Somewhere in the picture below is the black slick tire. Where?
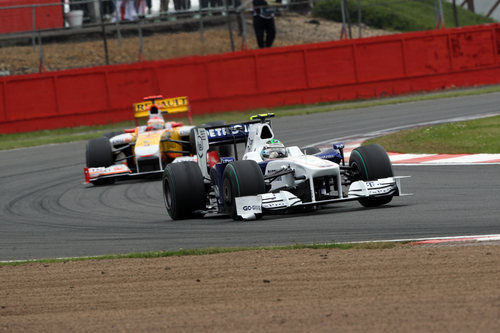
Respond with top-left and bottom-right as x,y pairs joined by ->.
349,144 -> 394,207
86,137 -> 115,185
221,160 -> 265,220
86,137 -> 114,168
162,161 -> 206,220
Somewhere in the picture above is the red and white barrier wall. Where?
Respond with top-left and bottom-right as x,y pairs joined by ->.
1,23 -> 500,134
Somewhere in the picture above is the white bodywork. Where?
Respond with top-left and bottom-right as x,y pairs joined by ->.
192,120 -> 409,220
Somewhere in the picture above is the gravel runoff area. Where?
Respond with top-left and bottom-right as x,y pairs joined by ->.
1,243 -> 499,332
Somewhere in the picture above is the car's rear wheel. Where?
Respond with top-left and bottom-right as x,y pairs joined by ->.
162,161 -> 206,220
222,160 -> 266,220
349,144 -> 394,207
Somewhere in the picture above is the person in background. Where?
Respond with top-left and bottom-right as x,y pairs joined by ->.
233,0 -> 243,36
114,0 -> 138,21
135,0 -> 146,16
145,0 -> 152,15
160,0 -> 170,15
252,0 -> 280,48
135,0 -> 152,15
101,0 -> 115,20
173,0 -> 191,11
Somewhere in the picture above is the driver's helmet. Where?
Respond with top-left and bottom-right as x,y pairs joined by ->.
261,139 -> 287,160
147,116 -> 165,130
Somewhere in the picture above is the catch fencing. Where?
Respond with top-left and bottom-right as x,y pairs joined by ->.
1,0 -> 490,76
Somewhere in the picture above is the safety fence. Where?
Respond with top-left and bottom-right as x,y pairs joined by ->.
1,22 -> 500,133
1,0 -> 310,76
3,0 -> 495,77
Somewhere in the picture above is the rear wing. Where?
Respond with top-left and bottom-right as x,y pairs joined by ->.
203,113 -> 276,146
133,95 -> 192,124
203,122 -> 252,146
193,114 -> 275,178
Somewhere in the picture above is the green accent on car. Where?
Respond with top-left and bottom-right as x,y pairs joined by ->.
351,149 -> 369,180
227,164 -> 241,196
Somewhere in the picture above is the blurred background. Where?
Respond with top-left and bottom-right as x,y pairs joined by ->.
0,0 -> 497,76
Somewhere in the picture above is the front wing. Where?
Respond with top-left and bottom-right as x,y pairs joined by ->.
84,165 -> 163,184
234,176 -> 411,219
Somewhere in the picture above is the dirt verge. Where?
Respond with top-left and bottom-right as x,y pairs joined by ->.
1,243 -> 499,332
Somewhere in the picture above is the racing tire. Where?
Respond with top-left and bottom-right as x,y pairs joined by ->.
86,137 -> 114,168
349,144 -> 394,207
221,160 -> 266,220
201,121 -> 233,157
162,161 -> 206,220
86,137 -> 115,186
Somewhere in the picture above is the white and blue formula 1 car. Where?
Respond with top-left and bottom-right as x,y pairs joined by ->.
162,114 -> 410,220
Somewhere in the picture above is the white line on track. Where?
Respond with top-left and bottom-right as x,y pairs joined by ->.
305,112 -> 500,149
306,113 -> 500,165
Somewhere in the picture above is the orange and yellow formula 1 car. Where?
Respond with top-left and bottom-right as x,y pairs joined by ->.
84,95 -> 197,185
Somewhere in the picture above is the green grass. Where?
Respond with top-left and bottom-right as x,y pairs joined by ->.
2,84 -> 500,150
0,122 -> 136,150
364,115 -> 500,153
0,241 -> 399,266
312,0 -> 495,32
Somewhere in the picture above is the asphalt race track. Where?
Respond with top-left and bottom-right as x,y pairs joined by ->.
1,92 -> 499,261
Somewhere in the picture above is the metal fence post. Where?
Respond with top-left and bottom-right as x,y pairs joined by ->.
113,0 -> 123,47
345,0 -> 352,39
225,0 -> 235,52
240,10 -> 247,50
357,0 -> 362,38
199,6 -> 205,43
138,20 -> 144,61
452,0 -> 459,27
32,5 -> 37,51
438,0 -> 445,28
38,30 -> 46,73
435,0 -> 445,29
99,0 -> 110,65
340,0 -> 346,39
486,1 -> 500,18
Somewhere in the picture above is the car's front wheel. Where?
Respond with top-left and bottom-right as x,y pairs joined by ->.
86,137 -> 113,168
86,137 -> 115,185
349,144 -> 394,207
221,160 -> 266,220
